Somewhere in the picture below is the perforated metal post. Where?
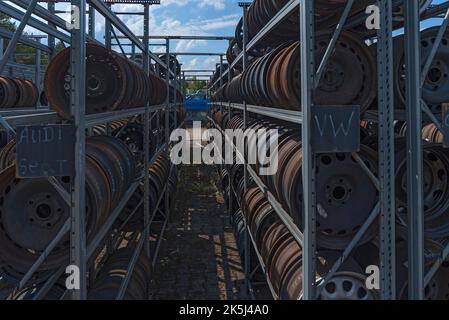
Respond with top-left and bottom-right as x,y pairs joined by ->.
404,0 -> 424,300
174,56 -> 177,128
228,56 -> 232,219
105,3 -> 112,49
377,0 -> 396,300
300,0 -> 317,300
48,2 -> 56,58
143,3 -> 151,259
104,3 -> 112,136
182,71 -> 186,96
34,43 -> 41,101
70,0 -> 87,300
88,4 -> 96,38
240,1 -> 251,295
219,55 -> 223,113
165,38 -> 170,225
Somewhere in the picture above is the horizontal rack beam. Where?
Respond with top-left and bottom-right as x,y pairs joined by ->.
0,2 -> 70,43
1,104 -> 179,128
0,108 -> 50,116
38,0 -> 162,3
363,109 -> 433,122
117,35 -> 233,40
0,27 -> 51,53
11,0 -> 70,31
84,104 -> 166,128
87,0 -> 173,76
182,70 -> 215,72
211,102 -> 302,124
89,0 -> 145,51
2,112 -> 59,127
4,0 -> 102,46
171,52 -> 225,56
246,0 -> 298,53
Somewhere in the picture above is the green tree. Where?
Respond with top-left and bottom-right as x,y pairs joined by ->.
0,13 -> 62,67
186,76 -> 207,94
0,13 -> 16,32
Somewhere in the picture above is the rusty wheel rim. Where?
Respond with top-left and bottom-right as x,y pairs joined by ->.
44,44 -> 128,119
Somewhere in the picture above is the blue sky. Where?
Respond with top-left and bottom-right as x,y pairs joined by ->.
7,0 -> 448,79
8,0 -> 243,77
92,0 -> 244,76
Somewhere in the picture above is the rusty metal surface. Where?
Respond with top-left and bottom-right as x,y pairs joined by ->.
213,32 -> 376,114
0,76 -> 38,108
0,135 -> 137,285
44,43 -> 179,120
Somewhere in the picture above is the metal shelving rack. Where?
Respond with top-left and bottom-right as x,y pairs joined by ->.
0,0 -> 185,300
1,0 -> 448,301
208,0 -> 449,300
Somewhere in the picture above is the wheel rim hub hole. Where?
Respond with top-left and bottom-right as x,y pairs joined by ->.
36,203 -> 52,219
333,186 -> 347,201
320,63 -> 344,91
326,178 -> 352,205
27,194 -> 63,228
87,76 -> 102,93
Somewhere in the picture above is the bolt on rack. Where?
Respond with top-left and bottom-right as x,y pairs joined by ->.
207,0 -> 449,300
0,0 -> 186,300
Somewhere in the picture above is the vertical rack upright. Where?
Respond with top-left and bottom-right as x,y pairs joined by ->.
299,0 -> 317,299
404,1 -> 425,300
377,0 -> 396,299
69,0 -> 87,300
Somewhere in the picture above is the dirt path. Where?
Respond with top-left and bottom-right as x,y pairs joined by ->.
150,165 -> 248,300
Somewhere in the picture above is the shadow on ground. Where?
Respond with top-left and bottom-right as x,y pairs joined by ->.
150,165 -> 248,300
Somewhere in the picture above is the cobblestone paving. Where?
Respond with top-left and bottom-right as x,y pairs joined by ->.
150,165 -> 248,300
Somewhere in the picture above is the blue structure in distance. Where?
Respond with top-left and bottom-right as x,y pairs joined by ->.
185,90 -> 209,111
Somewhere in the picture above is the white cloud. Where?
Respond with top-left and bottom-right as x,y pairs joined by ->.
197,0 -> 226,10
160,0 -> 225,10
175,40 -> 207,52
178,56 -> 219,75
184,57 -> 199,69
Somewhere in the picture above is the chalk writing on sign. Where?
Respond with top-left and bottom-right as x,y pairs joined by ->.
16,125 -> 75,178
311,106 -> 360,153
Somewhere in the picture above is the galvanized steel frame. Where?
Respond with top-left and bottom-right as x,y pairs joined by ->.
0,0 -> 448,301
0,0 -> 184,300
209,0 -> 449,300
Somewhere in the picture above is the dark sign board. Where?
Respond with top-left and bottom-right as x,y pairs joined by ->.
311,105 -> 360,153
16,124 -> 75,178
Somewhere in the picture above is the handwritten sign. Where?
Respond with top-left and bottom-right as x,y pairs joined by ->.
311,105 -> 360,153
16,125 -> 75,178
